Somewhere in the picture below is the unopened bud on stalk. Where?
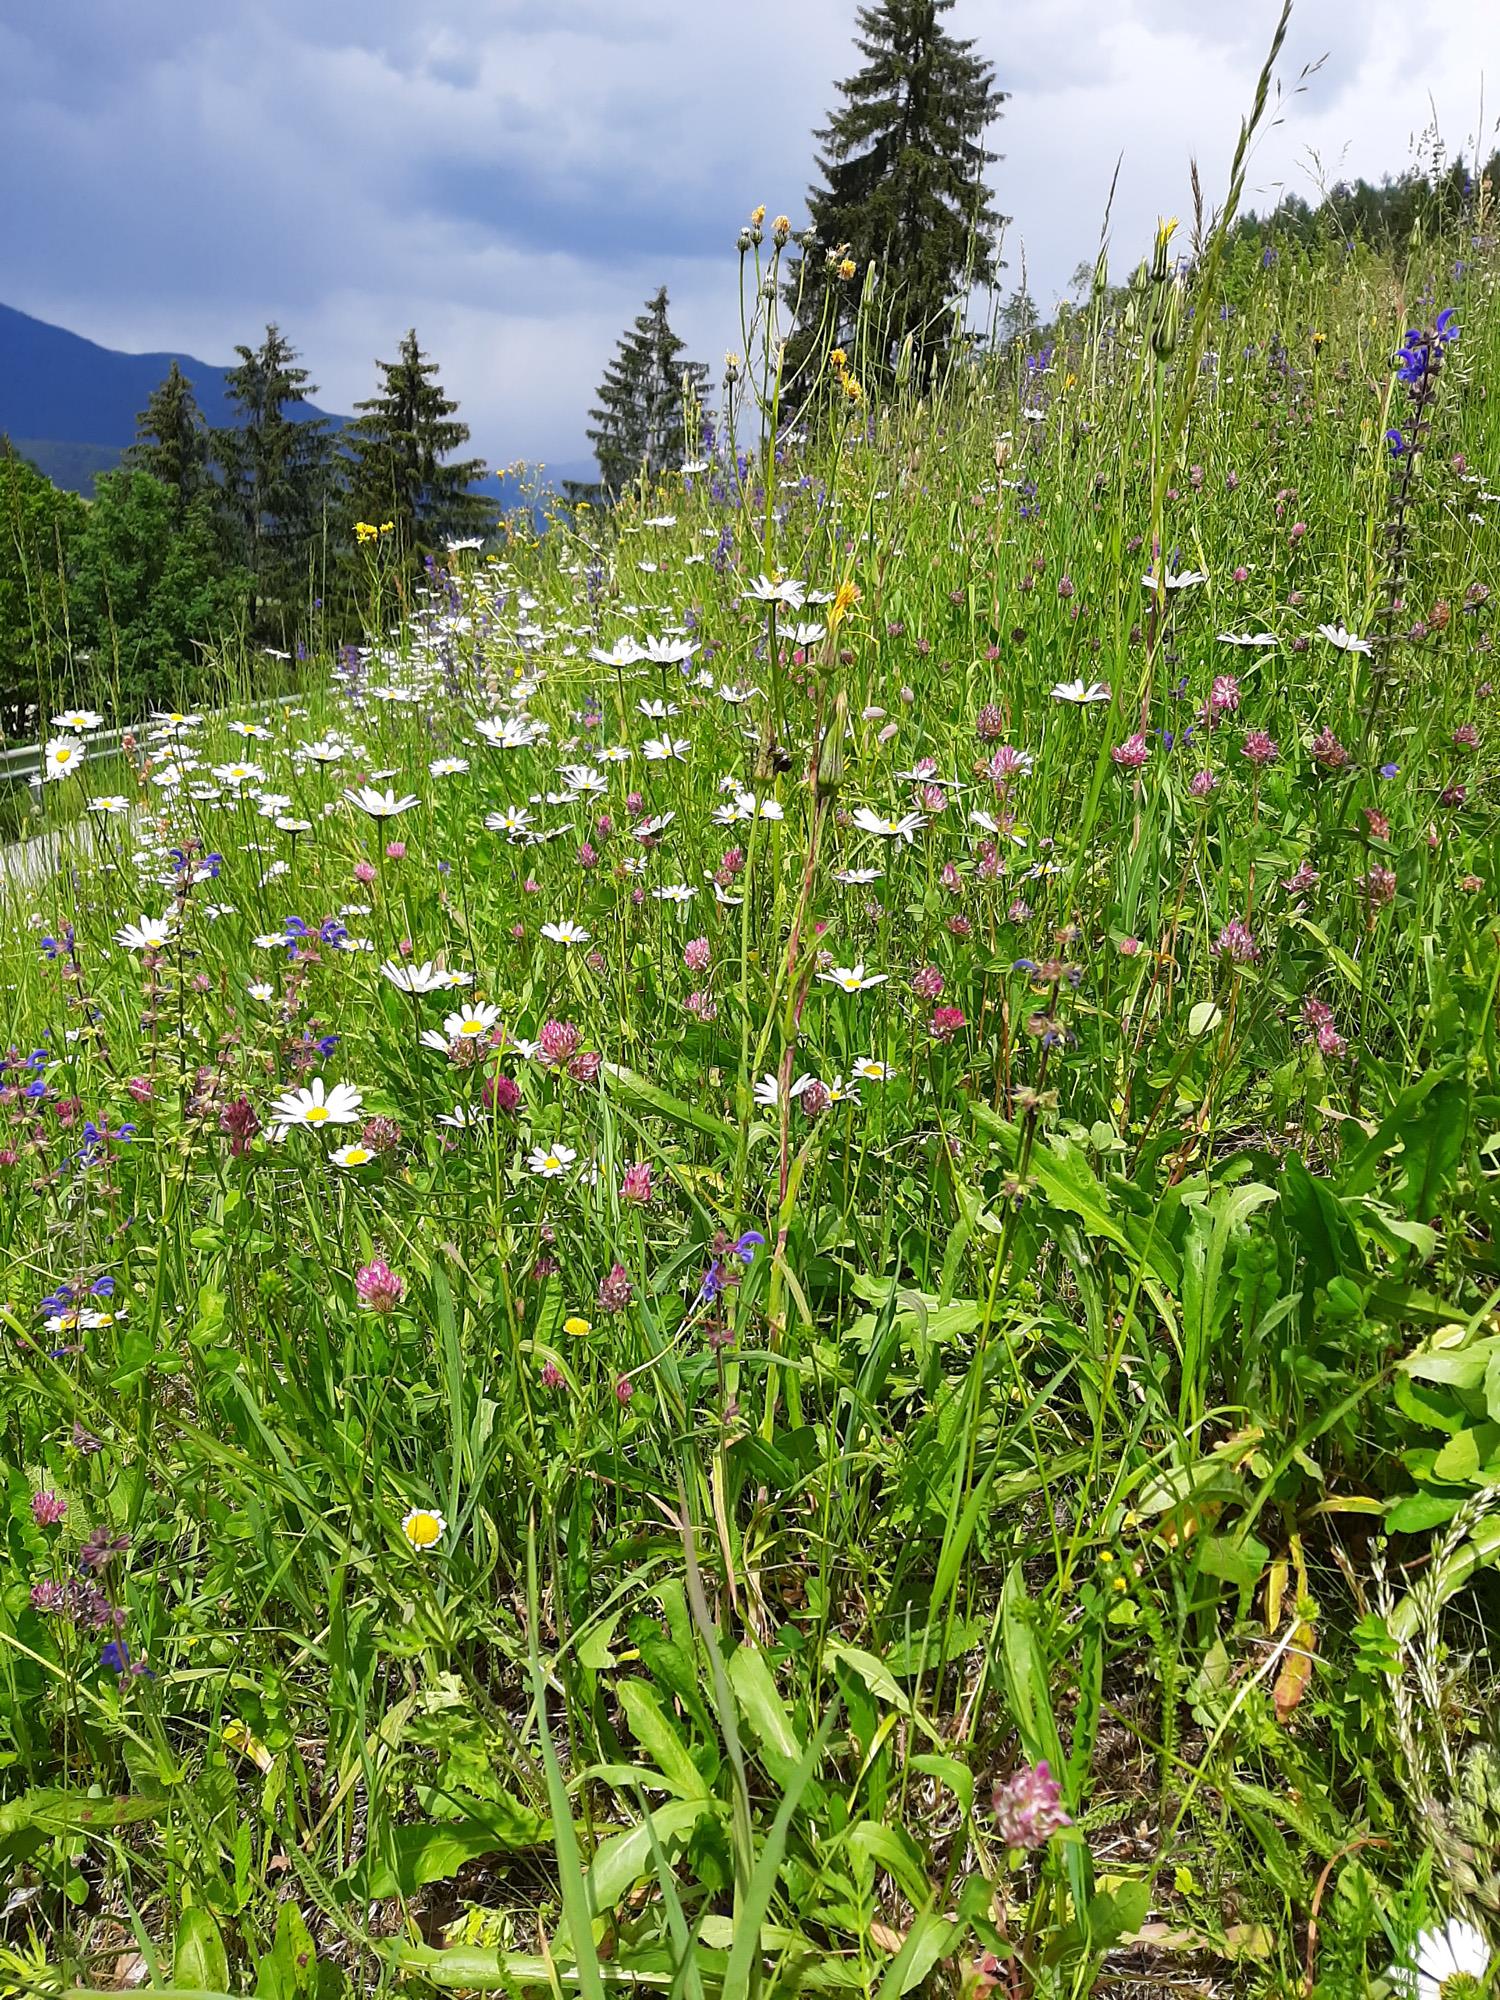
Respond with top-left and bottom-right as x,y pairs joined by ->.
895,332 -> 914,387
994,434 -> 1012,473
815,692 -> 848,800
1152,276 -> 1184,359
1091,243 -> 1110,299
1149,215 -> 1179,285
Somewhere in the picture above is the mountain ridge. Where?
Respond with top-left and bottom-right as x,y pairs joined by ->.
0,302 -> 591,500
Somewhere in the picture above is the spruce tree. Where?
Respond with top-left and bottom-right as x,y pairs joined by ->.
585,287 -> 708,497
343,330 -> 491,557
791,0 -> 1006,376
126,361 -> 209,511
215,324 -> 333,637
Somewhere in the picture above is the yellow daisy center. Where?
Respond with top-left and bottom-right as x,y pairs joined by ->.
403,1511 -> 443,1548
305,1106 -> 329,1123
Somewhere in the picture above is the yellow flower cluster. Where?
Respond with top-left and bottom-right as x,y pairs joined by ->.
355,520 -> 396,544
830,347 -> 863,404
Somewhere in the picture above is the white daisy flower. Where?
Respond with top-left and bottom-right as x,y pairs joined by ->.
115,914 -> 174,951
1216,631 -> 1277,648
1050,679 -> 1112,704
1318,622 -> 1373,654
53,709 -> 103,732
1141,568 -> 1206,591
833,865 -> 882,885
429,757 -> 469,777
345,785 -> 419,819
851,1057 -> 891,1081
1397,1918 -> 1492,2000
88,795 -> 132,816
528,1143 -> 577,1177
643,736 -> 691,762
485,806 -> 534,837
247,982 -> 275,1002
44,738 -> 85,781
329,1142 -> 375,1168
819,962 -> 888,993
269,1078 -> 364,1128
540,920 -> 591,946
380,960 -> 450,994
851,806 -> 927,843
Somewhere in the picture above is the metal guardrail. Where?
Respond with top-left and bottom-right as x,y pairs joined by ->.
0,686 -> 316,786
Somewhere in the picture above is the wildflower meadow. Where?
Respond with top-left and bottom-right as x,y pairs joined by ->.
7,106 -> 1500,2000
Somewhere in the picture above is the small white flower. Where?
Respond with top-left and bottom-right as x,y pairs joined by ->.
652,883 -> 696,904
591,637 -> 646,668
1318,622 -> 1373,654
528,1143 -> 578,1177
88,795 -> 132,816
643,736 -> 691,763
485,806 -> 534,837
833,866 -> 882,885
44,738 -> 85,781
269,1078 -> 364,1128
1050,679 -> 1112,704
851,1057 -> 891,1081
743,574 -> 807,609
345,785 -> 419,819
540,920 -> 590,945
851,806 -> 926,843
228,719 -> 273,739
53,709 -> 103,732
380,960 -> 450,994
329,1142 -> 375,1168
819,962 -> 888,993
1217,631 -> 1277,648
247,981 -> 275,1002
429,757 -> 469,777
444,1003 -> 499,1038
1399,1918 -> 1493,2000
1141,568 -> 1206,591
115,914 -> 173,951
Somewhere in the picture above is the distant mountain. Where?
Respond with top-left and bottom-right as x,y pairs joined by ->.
0,302 -> 594,504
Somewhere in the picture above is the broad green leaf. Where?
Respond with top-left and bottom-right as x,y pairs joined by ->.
174,1909 -> 230,1996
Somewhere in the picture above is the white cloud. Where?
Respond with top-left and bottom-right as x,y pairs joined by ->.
3,0 -> 1495,461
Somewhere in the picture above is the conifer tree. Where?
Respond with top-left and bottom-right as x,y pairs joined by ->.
215,324 -> 333,636
585,287 -> 708,497
791,0 -> 1006,377
343,330 -> 491,556
126,362 -> 209,511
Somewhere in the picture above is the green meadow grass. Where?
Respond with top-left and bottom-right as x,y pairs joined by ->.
3,178 -> 1500,1998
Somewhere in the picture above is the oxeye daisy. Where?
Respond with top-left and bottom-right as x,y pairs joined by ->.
428,757 -> 469,777
819,962 -> 888,993
1394,1919 -> 1493,2000
329,1142 -> 375,1168
380,960 -> 450,994
851,806 -> 927,842
268,1078 -> 364,1128
246,981 -> 275,1002
528,1143 -> 577,1177
851,1057 -> 891,1081
345,785 -> 420,818
53,708 -> 103,732
44,738 -> 85,781
115,914 -> 174,951
540,920 -> 590,946
401,1506 -> 447,1552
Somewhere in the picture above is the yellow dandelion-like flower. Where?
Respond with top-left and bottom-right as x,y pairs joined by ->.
838,257 -> 857,281
401,1506 -> 447,1552
749,204 -> 765,227
563,1315 -> 593,1338
223,1719 -> 275,1772
829,347 -> 847,370
355,521 -> 378,543
829,578 -> 861,631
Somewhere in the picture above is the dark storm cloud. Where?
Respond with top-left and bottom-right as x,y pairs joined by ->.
4,1 -> 1496,461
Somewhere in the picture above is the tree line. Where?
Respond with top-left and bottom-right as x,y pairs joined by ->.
1,325 -> 490,722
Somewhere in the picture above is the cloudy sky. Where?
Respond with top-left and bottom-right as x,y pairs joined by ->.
5,1 -> 1496,471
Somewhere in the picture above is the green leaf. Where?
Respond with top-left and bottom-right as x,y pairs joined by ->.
618,1679 -> 710,1801
603,1062 -> 734,1146
174,1908 -> 230,1996
343,1800 -> 548,1902
1086,1877 -> 1151,1948
585,1798 -> 716,1915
